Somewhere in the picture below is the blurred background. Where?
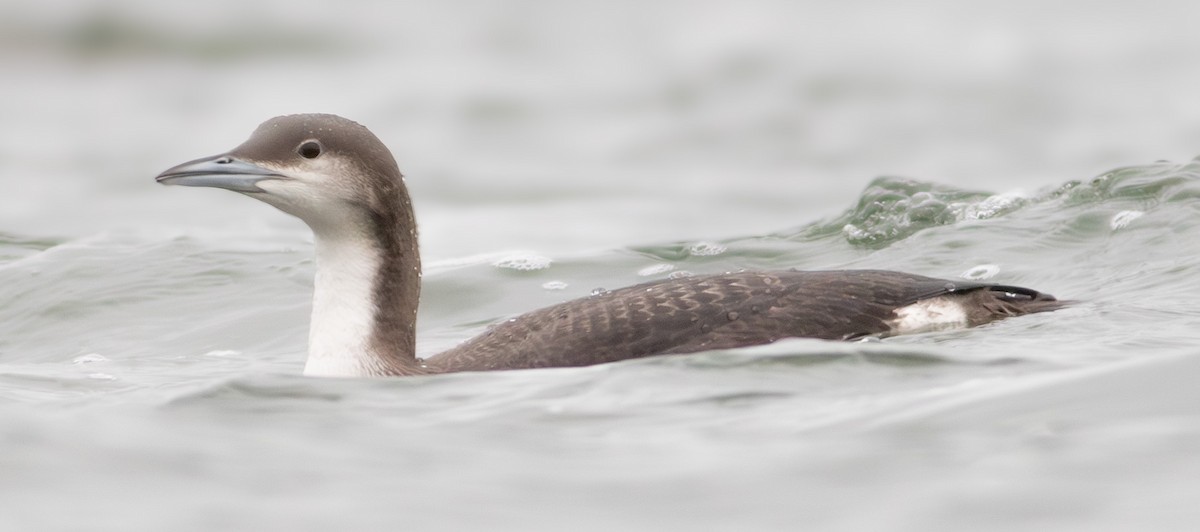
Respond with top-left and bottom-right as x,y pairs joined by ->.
4,0 -> 1200,257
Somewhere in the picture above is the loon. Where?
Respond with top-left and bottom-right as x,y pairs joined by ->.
156,114 -> 1065,377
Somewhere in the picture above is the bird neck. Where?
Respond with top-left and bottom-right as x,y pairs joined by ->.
304,220 -> 423,377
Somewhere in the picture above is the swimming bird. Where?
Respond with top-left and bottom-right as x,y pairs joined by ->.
156,114 -> 1065,377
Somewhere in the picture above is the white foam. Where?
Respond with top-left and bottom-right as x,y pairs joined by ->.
1111,210 -> 1144,230
687,242 -> 727,256
71,353 -> 109,365
493,254 -> 552,271
959,191 -> 1026,220
637,263 -> 675,276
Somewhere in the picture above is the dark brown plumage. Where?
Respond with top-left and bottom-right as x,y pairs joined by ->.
427,270 -> 1063,372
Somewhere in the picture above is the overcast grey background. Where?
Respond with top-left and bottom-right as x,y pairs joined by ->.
3,0 -> 1200,257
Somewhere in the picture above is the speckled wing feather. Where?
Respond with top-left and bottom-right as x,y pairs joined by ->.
426,270 -> 1061,372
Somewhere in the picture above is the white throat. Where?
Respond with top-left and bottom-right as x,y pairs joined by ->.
304,233 -> 385,377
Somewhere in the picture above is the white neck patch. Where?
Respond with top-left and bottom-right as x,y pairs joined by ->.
303,233 -> 383,377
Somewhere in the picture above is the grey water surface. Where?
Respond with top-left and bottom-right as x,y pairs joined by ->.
3,1 -> 1200,531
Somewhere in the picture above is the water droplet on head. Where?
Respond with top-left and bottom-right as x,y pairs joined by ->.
590,288 -> 609,296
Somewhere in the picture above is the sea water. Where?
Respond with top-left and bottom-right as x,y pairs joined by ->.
3,1 -> 1200,530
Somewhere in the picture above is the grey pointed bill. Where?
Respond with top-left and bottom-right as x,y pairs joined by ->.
155,154 -> 285,193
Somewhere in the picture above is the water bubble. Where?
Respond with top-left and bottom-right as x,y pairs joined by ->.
590,288 -> 609,296
727,311 -> 739,321
961,264 -> 1000,280
668,270 -> 695,279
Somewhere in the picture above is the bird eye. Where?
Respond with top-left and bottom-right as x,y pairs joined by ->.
297,140 -> 322,159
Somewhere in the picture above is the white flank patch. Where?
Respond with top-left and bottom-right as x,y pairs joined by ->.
304,235 -> 380,377
891,297 -> 970,335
